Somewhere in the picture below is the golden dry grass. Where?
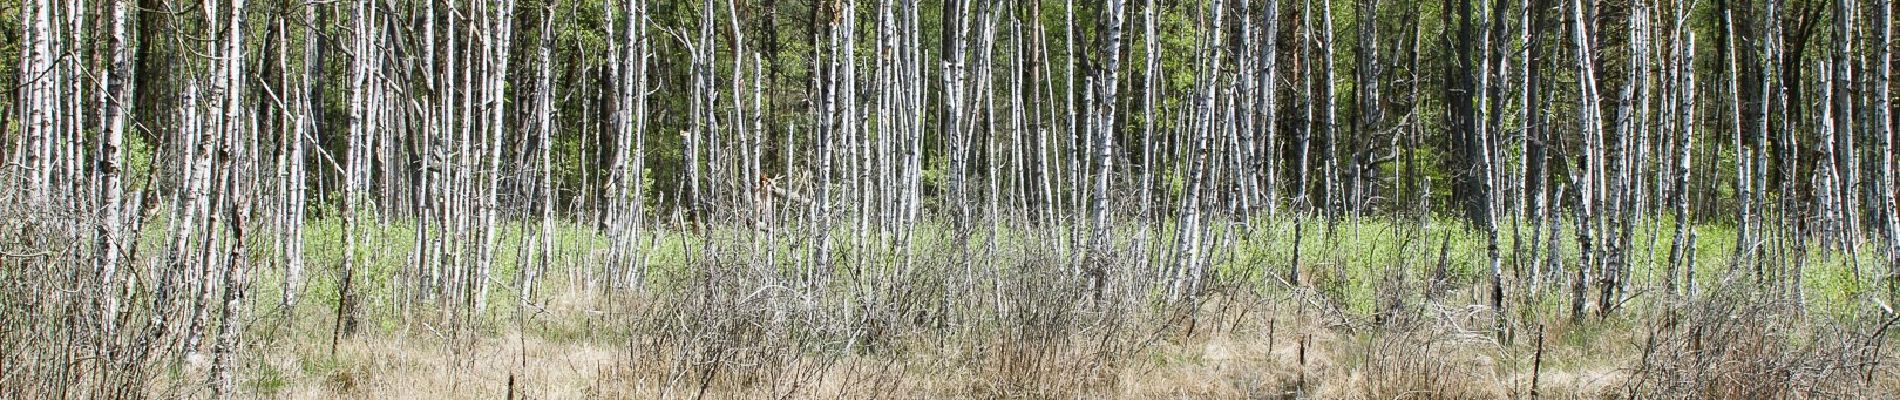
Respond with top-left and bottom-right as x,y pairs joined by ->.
234,285 -> 1898,400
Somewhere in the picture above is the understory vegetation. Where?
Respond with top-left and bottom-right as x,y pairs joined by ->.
228,218 -> 1900,398
14,209 -> 1900,398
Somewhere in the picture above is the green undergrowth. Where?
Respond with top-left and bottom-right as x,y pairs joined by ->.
194,212 -> 1889,342
119,211 -> 1888,396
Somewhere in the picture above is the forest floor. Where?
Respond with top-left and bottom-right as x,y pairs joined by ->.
143,219 -> 1900,398
236,285 -> 1900,399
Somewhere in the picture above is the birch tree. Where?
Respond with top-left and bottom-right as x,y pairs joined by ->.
1088,0 -> 1127,298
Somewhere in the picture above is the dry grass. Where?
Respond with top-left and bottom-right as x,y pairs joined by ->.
237,283 -> 1900,400
12,216 -> 1893,399
266,334 -> 620,399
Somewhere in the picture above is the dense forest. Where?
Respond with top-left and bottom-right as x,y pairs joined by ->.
3,0 -> 1899,397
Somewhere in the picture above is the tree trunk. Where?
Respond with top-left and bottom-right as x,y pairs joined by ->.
1088,0 -> 1126,299
97,0 -> 134,337
1876,0 -> 1900,297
